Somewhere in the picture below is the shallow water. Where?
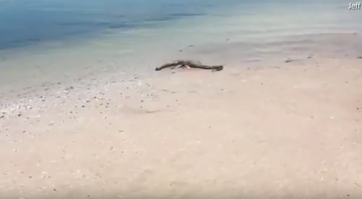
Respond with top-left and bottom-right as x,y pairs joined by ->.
0,0 -> 240,49
1,0 -> 360,50
0,0 -> 361,93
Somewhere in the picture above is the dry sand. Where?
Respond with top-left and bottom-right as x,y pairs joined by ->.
0,40 -> 362,198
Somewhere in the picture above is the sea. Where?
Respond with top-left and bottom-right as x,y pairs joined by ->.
0,0 -> 361,93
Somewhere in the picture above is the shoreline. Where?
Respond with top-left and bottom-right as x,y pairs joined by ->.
0,29 -> 362,198
1,31 -> 361,96
1,31 -> 361,121
0,54 -> 361,198
1,1 -> 362,197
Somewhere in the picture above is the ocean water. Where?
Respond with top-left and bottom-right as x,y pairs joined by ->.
1,0 -> 360,50
0,0 -> 361,93
0,0 -> 240,50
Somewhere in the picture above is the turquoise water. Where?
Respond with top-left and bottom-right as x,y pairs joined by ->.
0,0 -> 362,49
0,0 -> 361,92
0,0 -> 361,50
0,0 -> 241,50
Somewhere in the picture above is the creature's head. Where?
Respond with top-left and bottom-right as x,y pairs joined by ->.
213,65 -> 223,71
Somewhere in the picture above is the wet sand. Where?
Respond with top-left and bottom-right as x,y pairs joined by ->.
1,33 -> 362,198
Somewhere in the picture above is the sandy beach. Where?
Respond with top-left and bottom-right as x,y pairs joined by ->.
0,0 -> 362,198
0,32 -> 362,198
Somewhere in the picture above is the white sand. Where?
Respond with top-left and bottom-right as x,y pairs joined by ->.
0,4 -> 362,197
1,1 -> 362,198
1,32 -> 362,199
